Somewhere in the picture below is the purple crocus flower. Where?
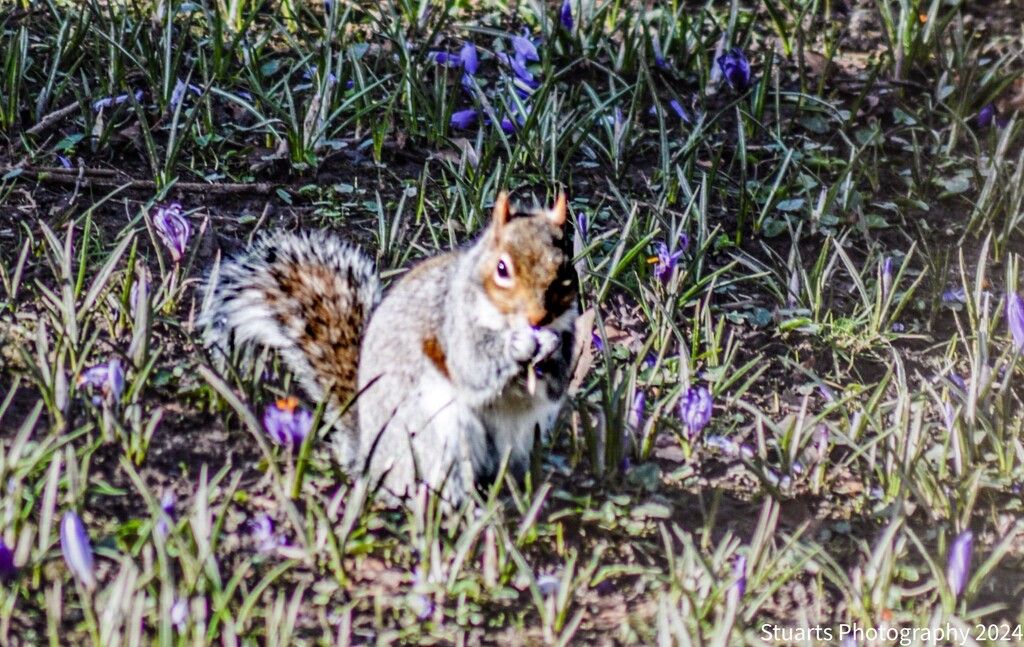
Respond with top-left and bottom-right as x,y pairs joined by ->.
302,66 -> 337,84
499,101 -> 530,133
129,280 -> 144,319
450,109 -> 479,129
93,90 -> 144,111
560,0 -> 573,31
108,359 -> 125,399
156,490 -> 175,537
576,212 -> 587,240
731,555 -> 747,600
412,566 -> 436,620
152,202 -> 190,264
652,242 -> 683,281
977,104 -> 995,129
652,40 -> 671,70
942,401 -> 955,431
1007,292 -> 1024,351
948,373 -> 967,394
717,48 -> 751,91
679,386 -> 713,437
814,426 -> 830,459
881,257 -> 893,299
0,539 -> 15,582
170,599 -> 188,632
58,155 -> 72,169
169,78 -> 201,109
252,514 -> 282,553
77,358 -> 125,406
592,331 -> 604,352
628,389 -> 645,429
60,511 -> 95,589
460,42 -> 479,75
431,52 -> 459,66
263,396 -> 313,447
942,287 -> 966,304
497,52 -> 536,85
511,30 -> 539,63
947,530 -> 973,598
537,573 -> 560,597
706,435 -> 739,456
668,99 -> 690,123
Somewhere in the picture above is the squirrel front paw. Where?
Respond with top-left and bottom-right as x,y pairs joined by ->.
509,327 -> 561,364
532,328 -> 560,363
509,328 -> 540,363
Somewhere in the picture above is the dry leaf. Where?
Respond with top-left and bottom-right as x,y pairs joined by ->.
569,307 -> 596,395
802,51 -> 832,80
996,78 -> 1024,114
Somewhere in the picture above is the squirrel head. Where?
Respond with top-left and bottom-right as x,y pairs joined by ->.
479,192 -> 577,327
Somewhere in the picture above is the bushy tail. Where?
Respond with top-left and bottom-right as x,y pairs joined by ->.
200,231 -> 381,411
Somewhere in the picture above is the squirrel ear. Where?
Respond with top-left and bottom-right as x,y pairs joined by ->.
491,191 -> 510,237
546,191 -> 567,226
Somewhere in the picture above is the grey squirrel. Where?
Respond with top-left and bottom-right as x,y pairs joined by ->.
200,192 -> 579,505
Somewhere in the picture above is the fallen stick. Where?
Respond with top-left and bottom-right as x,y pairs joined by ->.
25,102 -> 84,136
4,167 -> 278,195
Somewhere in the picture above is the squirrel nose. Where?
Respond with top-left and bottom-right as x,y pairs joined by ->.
526,305 -> 547,326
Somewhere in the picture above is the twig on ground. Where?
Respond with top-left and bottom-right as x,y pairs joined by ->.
25,102 -> 84,137
4,167 -> 278,195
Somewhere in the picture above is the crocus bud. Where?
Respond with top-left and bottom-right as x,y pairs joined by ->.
576,212 -> 587,240
560,0 -> 573,31
881,257 -> 893,300
60,511 -> 96,589
0,539 -> 16,582
977,104 -> 995,129
628,389 -> 645,429
170,598 -> 188,632
729,554 -> 747,604
1007,293 -> 1024,351
947,530 -> 973,599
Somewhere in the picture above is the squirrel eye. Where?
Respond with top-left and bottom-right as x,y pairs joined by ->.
494,256 -> 514,288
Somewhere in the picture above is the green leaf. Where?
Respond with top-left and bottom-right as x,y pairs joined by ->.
776,198 -> 805,212
762,217 -> 789,238
940,175 -> 971,194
